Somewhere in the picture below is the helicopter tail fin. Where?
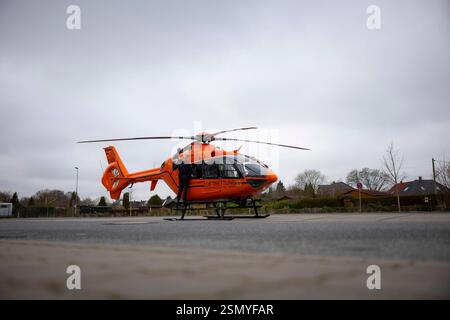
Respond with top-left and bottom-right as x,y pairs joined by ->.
101,146 -> 131,200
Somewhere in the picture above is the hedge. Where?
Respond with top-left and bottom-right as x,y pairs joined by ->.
264,194 -> 443,211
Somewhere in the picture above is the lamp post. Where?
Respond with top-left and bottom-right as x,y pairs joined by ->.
74,167 -> 79,216
128,187 -> 134,217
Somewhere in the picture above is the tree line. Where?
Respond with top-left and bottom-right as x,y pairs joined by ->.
0,189 -> 164,215
266,143 -> 450,211
2,143 -> 449,214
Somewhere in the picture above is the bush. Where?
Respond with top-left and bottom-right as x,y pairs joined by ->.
262,194 -> 442,213
18,206 -> 69,217
98,196 -> 107,206
148,194 -> 163,206
288,198 -> 341,209
263,198 -> 345,213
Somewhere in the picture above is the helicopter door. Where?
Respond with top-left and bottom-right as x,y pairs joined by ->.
190,162 -> 221,197
219,163 -> 241,197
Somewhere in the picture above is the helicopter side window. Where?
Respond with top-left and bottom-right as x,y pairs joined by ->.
219,164 -> 240,178
202,163 -> 219,178
235,163 -> 245,176
192,163 -> 203,178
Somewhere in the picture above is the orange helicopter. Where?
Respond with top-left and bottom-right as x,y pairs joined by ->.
78,127 -> 309,220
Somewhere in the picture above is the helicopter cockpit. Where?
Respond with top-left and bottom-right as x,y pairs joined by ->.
188,155 -> 270,179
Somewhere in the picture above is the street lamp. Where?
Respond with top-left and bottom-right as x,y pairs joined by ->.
128,186 -> 134,217
74,166 -> 79,216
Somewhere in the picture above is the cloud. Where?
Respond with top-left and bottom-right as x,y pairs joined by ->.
0,0 -> 449,200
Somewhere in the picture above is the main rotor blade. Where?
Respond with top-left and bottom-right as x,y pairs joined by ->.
213,137 -> 310,150
77,136 -> 195,143
212,126 -> 257,136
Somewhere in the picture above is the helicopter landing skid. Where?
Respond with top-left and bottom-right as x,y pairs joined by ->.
204,213 -> 270,219
163,217 -> 235,221
164,198 -> 265,221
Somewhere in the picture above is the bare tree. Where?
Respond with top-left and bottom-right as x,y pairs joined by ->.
346,168 -> 390,191
33,189 -> 70,207
382,142 -> 406,212
0,191 -> 12,202
434,159 -> 450,209
435,159 -> 450,189
295,169 -> 326,196
80,197 -> 96,206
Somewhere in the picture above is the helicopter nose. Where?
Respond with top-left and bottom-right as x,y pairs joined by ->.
268,172 -> 278,184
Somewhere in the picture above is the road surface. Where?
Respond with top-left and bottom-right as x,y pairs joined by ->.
0,213 -> 449,299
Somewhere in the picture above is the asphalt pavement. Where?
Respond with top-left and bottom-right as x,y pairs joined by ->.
1,213 -> 449,262
1,213 -> 449,299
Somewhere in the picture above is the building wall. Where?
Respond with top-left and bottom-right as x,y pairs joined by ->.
0,203 -> 13,217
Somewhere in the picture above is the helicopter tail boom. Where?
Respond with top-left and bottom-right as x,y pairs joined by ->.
101,146 -> 165,200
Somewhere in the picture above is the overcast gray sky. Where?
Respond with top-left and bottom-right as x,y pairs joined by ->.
1,0 -> 449,201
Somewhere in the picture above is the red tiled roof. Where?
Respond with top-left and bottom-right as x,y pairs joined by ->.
388,181 -> 412,194
341,189 -> 388,196
360,189 -> 389,196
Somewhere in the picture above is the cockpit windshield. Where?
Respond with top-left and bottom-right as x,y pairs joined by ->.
235,155 -> 269,177
198,155 -> 269,177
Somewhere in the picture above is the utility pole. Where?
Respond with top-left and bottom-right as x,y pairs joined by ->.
432,158 -> 437,194
432,158 -> 439,210
431,158 -> 450,210
74,167 -> 79,216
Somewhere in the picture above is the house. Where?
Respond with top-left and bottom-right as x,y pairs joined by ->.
130,200 -> 148,207
79,205 -> 112,214
339,189 -> 388,207
162,196 -> 176,208
388,177 -> 448,196
275,195 -> 294,201
388,181 -> 411,194
317,182 -> 354,197
340,189 -> 388,199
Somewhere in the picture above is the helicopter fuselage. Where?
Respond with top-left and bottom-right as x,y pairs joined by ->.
101,142 -> 277,201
